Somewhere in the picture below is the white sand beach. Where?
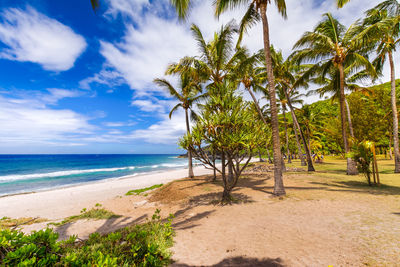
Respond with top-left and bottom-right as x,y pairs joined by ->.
0,165 -> 213,220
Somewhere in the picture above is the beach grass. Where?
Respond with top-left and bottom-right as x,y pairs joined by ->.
49,208 -> 121,226
0,217 -> 47,230
126,183 -> 163,196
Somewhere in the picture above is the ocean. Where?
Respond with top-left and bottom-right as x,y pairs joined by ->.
0,154 -> 189,197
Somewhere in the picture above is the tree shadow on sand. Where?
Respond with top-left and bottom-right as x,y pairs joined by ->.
172,256 -> 286,267
234,176 -> 329,196
54,214 -> 148,240
169,191 -> 253,231
310,180 -> 400,196
235,172 -> 400,197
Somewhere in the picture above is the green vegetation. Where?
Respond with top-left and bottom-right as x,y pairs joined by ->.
0,210 -> 174,266
89,0 -> 400,201
126,184 -> 164,196
0,217 -> 47,230
49,208 -> 120,227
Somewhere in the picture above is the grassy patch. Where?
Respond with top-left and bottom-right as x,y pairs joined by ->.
126,184 -> 163,196
49,208 -> 120,226
0,217 -> 47,230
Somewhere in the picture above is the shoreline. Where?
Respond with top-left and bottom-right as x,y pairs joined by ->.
0,164 -> 214,220
0,165 -> 196,198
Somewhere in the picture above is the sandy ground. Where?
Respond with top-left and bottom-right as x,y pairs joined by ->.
3,162 -> 400,266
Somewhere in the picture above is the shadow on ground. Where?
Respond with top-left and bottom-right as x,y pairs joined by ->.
54,214 -> 147,240
171,256 -> 285,267
310,180 -> 400,196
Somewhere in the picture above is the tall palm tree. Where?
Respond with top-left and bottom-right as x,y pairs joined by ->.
292,13 -> 377,175
167,22 -> 242,88
337,0 -> 351,8
276,85 -> 306,164
269,47 -> 315,171
310,68 -> 372,142
361,7 -> 400,172
154,73 -> 204,178
214,0 -> 288,196
230,49 -> 284,168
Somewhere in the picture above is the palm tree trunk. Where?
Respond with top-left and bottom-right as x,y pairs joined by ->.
284,89 -> 314,171
260,4 -> 285,196
283,108 -> 291,163
247,88 -> 268,125
185,108 -> 194,178
338,64 -> 358,175
292,116 -> 306,166
266,144 -> 273,164
345,97 -> 354,138
388,51 -> 400,173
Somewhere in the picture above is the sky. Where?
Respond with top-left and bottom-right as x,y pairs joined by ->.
0,0 -> 391,154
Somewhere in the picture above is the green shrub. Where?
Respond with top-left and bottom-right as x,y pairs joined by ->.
49,208 -> 120,227
126,184 -> 164,196
351,141 -> 374,185
0,210 -> 174,266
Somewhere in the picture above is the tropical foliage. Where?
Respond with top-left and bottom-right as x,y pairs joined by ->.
0,210 -> 174,266
89,0 -> 400,198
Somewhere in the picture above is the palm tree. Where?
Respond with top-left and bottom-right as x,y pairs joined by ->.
154,73 -> 204,178
292,13 -> 377,175
276,85 -> 306,164
337,0 -> 351,8
167,22 -> 242,88
310,68 -> 372,142
214,0 -> 288,196
361,7 -> 400,172
269,47 -> 315,171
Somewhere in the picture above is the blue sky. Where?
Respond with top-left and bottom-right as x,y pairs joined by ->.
0,0 -> 388,154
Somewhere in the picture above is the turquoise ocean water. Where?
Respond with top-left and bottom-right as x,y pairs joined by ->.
0,154 -> 189,197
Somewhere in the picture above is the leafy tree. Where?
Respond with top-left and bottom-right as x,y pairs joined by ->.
154,73 -> 205,178
180,82 -> 263,201
351,141 -> 381,186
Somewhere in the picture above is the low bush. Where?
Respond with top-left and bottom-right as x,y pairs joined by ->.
126,184 -> 164,196
0,210 -> 174,266
49,208 -> 120,227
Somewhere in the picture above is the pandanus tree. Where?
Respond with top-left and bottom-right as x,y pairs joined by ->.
154,73 -> 204,178
269,47 -> 315,171
180,82 -> 264,202
360,6 -> 400,172
291,13 -> 377,175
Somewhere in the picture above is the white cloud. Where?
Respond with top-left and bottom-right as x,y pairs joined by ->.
99,16 -> 196,94
0,6 -> 87,71
128,111 -> 186,144
131,96 -> 178,113
42,88 -> 84,105
0,90 -> 93,146
79,68 -> 125,90
105,0 -> 150,19
103,121 -> 137,127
